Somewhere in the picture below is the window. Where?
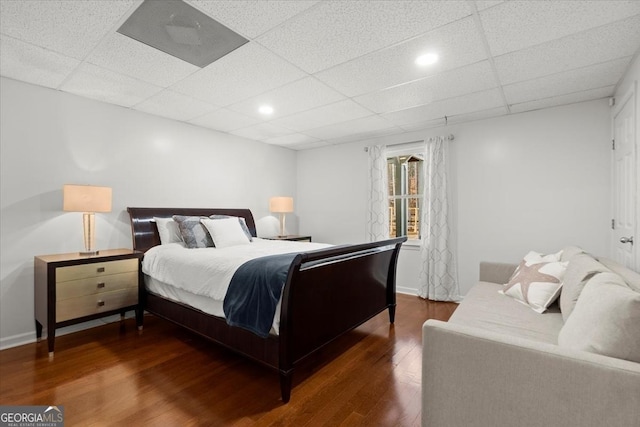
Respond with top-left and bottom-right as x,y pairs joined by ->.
387,152 -> 424,240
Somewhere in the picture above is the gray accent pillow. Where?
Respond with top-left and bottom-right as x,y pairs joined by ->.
209,215 -> 253,241
558,272 -> 640,363
559,253 -> 610,321
172,215 -> 214,248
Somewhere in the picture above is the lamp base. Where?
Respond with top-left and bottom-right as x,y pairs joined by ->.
79,250 -> 99,256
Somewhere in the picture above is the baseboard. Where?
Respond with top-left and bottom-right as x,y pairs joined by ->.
397,286 -> 418,296
0,331 -> 36,351
0,313 -> 135,351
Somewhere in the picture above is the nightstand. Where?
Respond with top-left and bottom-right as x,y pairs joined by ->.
34,249 -> 143,356
264,235 -> 312,242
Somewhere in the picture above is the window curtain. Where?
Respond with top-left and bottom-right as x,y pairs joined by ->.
418,136 -> 459,301
366,145 -> 389,241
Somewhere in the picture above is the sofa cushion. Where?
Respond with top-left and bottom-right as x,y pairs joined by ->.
560,245 -> 586,262
558,272 -> 640,363
598,258 -> 640,292
500,251 -> 568,313
559,253 -> 610,321
450,281 -> 564,344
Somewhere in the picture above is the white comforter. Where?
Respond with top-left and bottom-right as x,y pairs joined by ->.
142,238 -> 332,301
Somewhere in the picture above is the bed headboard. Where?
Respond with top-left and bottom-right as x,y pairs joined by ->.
127,207 -> 258,253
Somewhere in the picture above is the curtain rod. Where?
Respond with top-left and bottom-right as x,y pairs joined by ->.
364,134 -> 454,152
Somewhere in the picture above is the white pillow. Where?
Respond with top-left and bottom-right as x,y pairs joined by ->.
201,217 -> 251,249
154,217 -> 183,245
499,251 -> 568,313
558,272 -> 640,363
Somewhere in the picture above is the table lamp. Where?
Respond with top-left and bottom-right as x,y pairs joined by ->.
63,184 -> 112,255
269,196 -> 293,237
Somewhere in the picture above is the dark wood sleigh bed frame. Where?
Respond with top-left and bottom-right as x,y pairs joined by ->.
127,207 -> 406,402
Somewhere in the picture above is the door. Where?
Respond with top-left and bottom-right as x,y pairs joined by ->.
612,87 -> 637,269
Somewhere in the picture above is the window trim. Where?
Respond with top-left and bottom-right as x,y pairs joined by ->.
386,144 -> 425,242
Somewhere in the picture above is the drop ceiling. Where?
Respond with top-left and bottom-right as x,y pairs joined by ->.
1,0 -> 639,150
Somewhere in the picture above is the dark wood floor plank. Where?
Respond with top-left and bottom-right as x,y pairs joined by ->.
0,295 -> 457,426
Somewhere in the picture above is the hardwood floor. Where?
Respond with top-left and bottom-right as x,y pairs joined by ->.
0,295 -> 457,426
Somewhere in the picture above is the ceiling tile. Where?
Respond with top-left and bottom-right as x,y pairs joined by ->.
354,61 -> 497,114
473,1 -> 505,12
314,16 -> 486,97
257,0 -> 471,73
230,122 -> 294,140
303,115 -> 401,140
170,42 -> 306,106
190,0 -> 320,38
325,127 -> 403,145
495,14 -> 640,85
441,106 -> 508,125
481,0 -> 640,56
60,63 -> 162,108
503,57 -> 630,104
510,86 -> 614,114
86,33 -> 200,87
227,77 -> 345,120
0,0 -> 137,60
133,90 -> 216,121
0,35 -> 80,89
398,107 -> 508,132
189,108 -> 260,132
270,99 -> 373,132
382,88 -> 505,126
285,140 -> 329,150
264,133 -> 320,146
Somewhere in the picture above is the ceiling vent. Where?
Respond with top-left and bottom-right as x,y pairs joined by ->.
117,0 -> 248,68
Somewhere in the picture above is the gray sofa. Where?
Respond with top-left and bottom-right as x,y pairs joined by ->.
422,248 -> 640,427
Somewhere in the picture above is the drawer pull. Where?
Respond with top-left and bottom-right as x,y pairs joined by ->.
97,282 -> 105,289
97,300 -> 105,307
97,267 -> 105,273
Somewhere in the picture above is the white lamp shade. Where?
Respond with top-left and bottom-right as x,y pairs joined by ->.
269,197 -> 293,213
63,184 -> 112,213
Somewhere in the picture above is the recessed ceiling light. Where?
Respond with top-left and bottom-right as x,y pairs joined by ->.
259,105 -> 274,115
415,52 -> 439,67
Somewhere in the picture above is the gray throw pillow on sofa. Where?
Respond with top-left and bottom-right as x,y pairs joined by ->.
558,272 -> 640,363
559,253 -> 610,321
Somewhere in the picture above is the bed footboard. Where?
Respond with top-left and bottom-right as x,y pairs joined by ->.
127,206 -> 406,403
278,237 -> 406,401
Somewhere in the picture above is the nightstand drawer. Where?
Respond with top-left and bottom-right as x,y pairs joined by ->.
56,271 -> 138,300
56,258 -> 138,282
56,287 -> 138,322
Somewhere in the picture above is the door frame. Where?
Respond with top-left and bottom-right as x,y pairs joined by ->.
611,82 -> 638,270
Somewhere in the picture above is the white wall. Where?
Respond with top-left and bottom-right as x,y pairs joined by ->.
297,99 -> 612,297
0,77 -> 297,348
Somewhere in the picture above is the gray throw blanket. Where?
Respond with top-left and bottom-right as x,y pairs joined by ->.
223,252 -> 298,338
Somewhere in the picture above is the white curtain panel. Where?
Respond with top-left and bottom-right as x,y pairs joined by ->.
418,136 -> 460,301
366,145 -> 389,241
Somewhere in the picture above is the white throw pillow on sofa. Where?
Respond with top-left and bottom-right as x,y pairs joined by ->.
558,272 -> 640,363
500,251 -> 567,313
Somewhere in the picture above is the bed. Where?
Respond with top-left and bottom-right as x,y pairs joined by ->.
127,207 -> 406,402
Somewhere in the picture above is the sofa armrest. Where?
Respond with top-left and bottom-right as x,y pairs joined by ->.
422,320 -> 640,427
479,261 -> 517,284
